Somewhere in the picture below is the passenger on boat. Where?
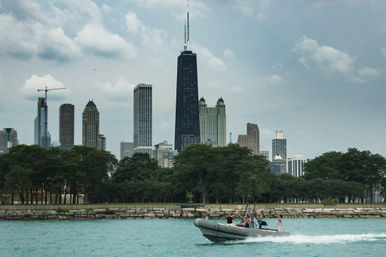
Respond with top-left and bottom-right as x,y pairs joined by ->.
276,215 -> 283,230
256,211 -> 263,229
226,213 -> 235,225
245,217 -> 251,228
236,215 -> 250,228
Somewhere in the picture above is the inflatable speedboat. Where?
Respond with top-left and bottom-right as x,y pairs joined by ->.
194,218 -> 290,243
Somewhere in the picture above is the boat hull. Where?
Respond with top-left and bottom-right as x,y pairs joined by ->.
194,218 -> 290,243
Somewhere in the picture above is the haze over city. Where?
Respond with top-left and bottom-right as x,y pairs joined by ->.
1,0 -> 385,159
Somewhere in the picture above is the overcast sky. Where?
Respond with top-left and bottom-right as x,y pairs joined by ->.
0,0 -> 385,160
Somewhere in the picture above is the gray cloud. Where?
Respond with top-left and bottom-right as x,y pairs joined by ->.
19,74 -> 70,101
0,0 -> 133,62
294,36 -> 380,83
75,23 -> 137,59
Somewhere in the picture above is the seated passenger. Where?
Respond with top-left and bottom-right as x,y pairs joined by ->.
236,216 -> 248,227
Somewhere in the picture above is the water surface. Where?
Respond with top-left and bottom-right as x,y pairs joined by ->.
0,218 -> 385,257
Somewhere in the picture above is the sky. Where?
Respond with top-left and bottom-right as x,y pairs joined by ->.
0,0 -> 385,160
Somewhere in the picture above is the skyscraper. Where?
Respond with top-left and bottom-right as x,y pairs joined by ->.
0,128 -> 18,153
133,83 -> 152,156
98,134 -> 106,151
174,10 -> 200,153
199,97 -> 226,147
82,100 -> 99,148
247,123 -> 259,155
59,104 -> 74,146
272,130 -> 287,171
237,123 -> 260,155
34,97 -> 50,148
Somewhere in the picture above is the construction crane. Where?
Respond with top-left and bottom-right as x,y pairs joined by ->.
36,86 -> 66,148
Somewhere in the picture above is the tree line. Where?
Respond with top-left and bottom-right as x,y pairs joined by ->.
0,144 -> 385,204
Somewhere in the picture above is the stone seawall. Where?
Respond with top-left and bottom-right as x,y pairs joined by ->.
0,205 -> 385,220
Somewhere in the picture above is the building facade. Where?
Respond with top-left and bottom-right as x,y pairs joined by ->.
174,11 -> 200,153
237,134 -> 248,147
120,142 -> 134,160
247,123 -> 259,155
198,97 -> 226,147
133,83 -> 152,157
272,130 -> 287,171
154,141 -> 178,168
0,128 -> 19,153
34,97 -> 50,148
288,155 -> 306,177
82,100 -> 99,148
271,154 -> 286,174
133,84 -> 152,148
98,134 -> 106,151
59,104 -> 74,146
237,123 -> 260,155
259,146 -> 269,160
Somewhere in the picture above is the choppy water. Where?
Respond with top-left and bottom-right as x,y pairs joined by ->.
0,218 -> 385,257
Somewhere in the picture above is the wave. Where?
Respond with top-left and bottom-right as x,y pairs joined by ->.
237,233 -> 386,244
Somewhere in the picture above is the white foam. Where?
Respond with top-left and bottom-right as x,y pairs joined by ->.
238,233 -> 386,244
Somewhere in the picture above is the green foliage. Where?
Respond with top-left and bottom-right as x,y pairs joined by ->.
322,197 -> 338,206
0,145 -> 384,204
0,145 -> 117,205
56,207 -> 69,213
305,148 -> 386,202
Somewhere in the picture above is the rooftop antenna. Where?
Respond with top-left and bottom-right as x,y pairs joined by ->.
184,0 -> 190,50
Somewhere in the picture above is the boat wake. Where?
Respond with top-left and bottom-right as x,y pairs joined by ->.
236,233 -> 386,244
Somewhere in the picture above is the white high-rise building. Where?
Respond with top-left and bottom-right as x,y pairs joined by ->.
288,155 -> 306,177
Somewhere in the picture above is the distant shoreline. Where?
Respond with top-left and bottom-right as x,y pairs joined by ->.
1,204 -> 385,220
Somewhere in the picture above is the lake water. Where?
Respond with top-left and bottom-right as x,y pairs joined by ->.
0,218 -> 385,257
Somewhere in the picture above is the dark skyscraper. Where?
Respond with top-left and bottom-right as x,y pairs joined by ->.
174,11 -> 200,153
59,104 -> 74,146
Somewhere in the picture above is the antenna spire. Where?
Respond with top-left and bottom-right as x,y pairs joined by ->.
183,1 -> 190,51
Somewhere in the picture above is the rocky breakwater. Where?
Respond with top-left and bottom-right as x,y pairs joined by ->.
0,205 -> 385,220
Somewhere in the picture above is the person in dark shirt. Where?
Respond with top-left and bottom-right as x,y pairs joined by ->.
226,213 -> 235,225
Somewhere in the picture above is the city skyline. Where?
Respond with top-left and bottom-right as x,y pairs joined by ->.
1,1 -> 386,159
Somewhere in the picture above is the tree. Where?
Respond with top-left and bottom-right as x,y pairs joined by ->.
4,165 -> 32,204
